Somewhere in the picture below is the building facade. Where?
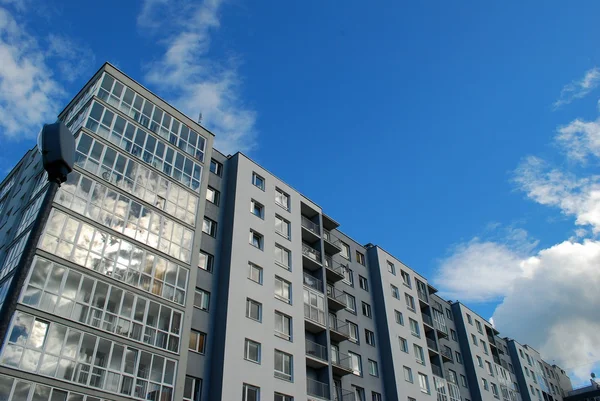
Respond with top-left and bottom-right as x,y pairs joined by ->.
0,63 -> 572,401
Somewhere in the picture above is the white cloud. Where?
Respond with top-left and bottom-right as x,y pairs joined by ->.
556,118 -> 600,164
554,67 -> 600,109
46,34 -> 96,83
0,5 -> 94,139
139,0 -> 257,155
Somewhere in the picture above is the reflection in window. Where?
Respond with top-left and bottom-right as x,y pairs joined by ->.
39,209 -> 189,305
0,231 -> 31,281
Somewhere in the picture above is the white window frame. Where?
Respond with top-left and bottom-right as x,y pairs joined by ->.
274,276 -> 292,304
198,250 -> 214,272
202,216 -> 217,237
242,383 -> 259,401
419,373 -> 430,394
275,187 -> 290,210
348,351 -> 362,376
409,318 -> 420,338
401,270 -> 411,288
368,359 -> 379,377
194,288 -> 210,311
252,172 -> 265,190
414,344 -> 425,365
275,214 -> 291,239
399,336 -> 409,353
404,366 -> 413,382
274,311 -> 292,341
274,350 -> 293,381
359,275 -> 368,291
274,243 -> 291,269
340,241 -> 351,260
206,186 -> 219,205
250,199 -> 264,219
365,329 -> 376,346
246,298 -> 262,322
244,338 -> 261,364
405,293 -> 415,311
249,230 -> 264,250
387,261 -> 396,275
391,285 -> 400,299
345,293 -> 356,313
395,310 -> 404,325
348,321 -> 359,343
362,302 -> 372,318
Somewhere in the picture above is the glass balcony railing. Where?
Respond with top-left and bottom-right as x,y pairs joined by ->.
305,339 -> 328,362
301,216 -> 320,235
302,243 -> 321,263
431,364 -> 443,377
417,289 -> 429,303
328,317 -> 350,337
422,313 -> 434,327
304,272 -> 324,292
307,378 -> 329,400
327,284 -> 347,304
440,346 -> 453,360
324,256 -> 346,276
323,229 -> 340,245
331,350 -> 353,371
332,388 -> 355,401
426,337 -> 438,352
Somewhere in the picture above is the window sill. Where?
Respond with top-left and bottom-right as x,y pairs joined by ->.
274,374 -> 292,382
250,244 -> 263,251
275,231 -> 290,241
275,332 -> 291,341
246,317 -> 262,323
274,261 -> 291,271
275,296 -> 292,305
275,201 -> 290,212
244,358 -> 261,365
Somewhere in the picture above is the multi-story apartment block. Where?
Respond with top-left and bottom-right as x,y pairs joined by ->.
0,63 -> 573,401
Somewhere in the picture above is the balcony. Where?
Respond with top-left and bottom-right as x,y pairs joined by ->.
307,378 -> 330,401
331,350 -> 354,376
324,256 -> 346,282
326,284 -> 347,312
426,337 -> 438,352
440,346 -> 453,362
328,316 -> 350,342
323,229 -> 341,255
422,313 -> 434,329
493,354 -> 501,365
417,289 -> 429,304
305,339 -> 328,368
433,318 -> 449,339
304,272 -> 324,293
304,303 -> 326,333
301,215 -> 321,243
303,243 -> 322,271
432,364 -> 443,378
333,388 -> 355,401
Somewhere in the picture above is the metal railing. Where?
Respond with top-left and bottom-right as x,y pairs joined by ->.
305,339 -> 328,362
432,364 -> 443,377
301,215 -> 320,235
307,378 -> 329,399
302,243 -> 321,263
331,350 -> 353,371
304,303 -> 326,326
417,289 -> 428,303
426,337 -> 438,351
304,272 -> 323,292
323,229 -> 340,245
327,284 -> 347,304
440,345 -> 453,360
324,256 -> 346,276
422,313 -> 434,327
328,316 -> 350,337
433,316 -> 449,336
333,388 -> 355,401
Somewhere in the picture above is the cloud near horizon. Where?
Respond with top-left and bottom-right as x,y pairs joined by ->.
436,68 -> 600,383
139,0 -> 257,155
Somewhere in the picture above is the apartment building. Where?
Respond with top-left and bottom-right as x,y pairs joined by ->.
0,63 -> 573,401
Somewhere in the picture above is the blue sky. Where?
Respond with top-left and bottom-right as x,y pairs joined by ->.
1,0 -> 600,383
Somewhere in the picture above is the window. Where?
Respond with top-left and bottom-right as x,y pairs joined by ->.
477,356 -> 483,367
482,378 -> 489,391
274,350 -> 292,381
345,293 -> 356,313
184,376 -> 202,401
455,351 -> 462,364
275,187 -> 290,210
526,354 -> 532,365
525,368 -> 530,377
460,374 -> 468,387
242,383 -> 259,401
387,261 -> 396,275
447,369 -> 458,384
482,340 -> 488,354
250,199 -> 264,218
404,366 -> 414,382
353,386 -> 366,401
395,310 -> 404,325
206,186 -> 220,205
391,285 -> 400,299
509,363 -> 514,373
491,383 -> 499,398
274,276 -> 292,303
405,293 -> 415,311
348,321 -> 359,343
198,251 -> 214,272
365,329 -> 376,346
348,351 -> 362,376
372,392 -> 382,401
248,262 -> 263,284
340,242 -> 351,260
189,330 -> 206,353
368,360 -> 379,376
519,349 -> 524,358
343,267 -> 354,286
244,339 -> 261,363
409,398 -> 417,401
536,389 -> 542,401
210,159 -> 222,176
359,275 -> 368,291
446,308 -> 453,320
399,336 -> 409,353
486,361 -> 494,376
401,270 -> 411,287
362,302 -> 372,318
202,217 -> 217,237
476,320 -> 483,334
530,385 -> 534,395
275,215 -> 290,239
356,251 -> 365,265
414,344 -> 425,364
450,329 -> 457,341
467,314 -> 473,325
274,311 -> 292,341
419,373 -> 430,394
250,230 -> 263,250
274,244 -> 291,268
275,393 -> 293,401
471,334 -> 478,346
409,318 -> 420,337
246,298 -> 262,321
194,288 -> 210,310
252,172 -> 265,190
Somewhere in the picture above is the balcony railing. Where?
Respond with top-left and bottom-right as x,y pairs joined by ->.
304,303 -> 326,326
302,243 -> 321,263
324,256 -> 346,276
333,388 -> 355,401
302,216 -> 321,235
440,346 -> 453,360
493,354 -> 501,365
304,272 -> 323,292
432,364 -> 443,377
306,339 -> 328,362
417,289 -> 429,303
488,334 -> 497,345
323,229 -> 339,244
328,316 -> 350,337
426,337 -> 438,352
331,350 -> 352,371
422,313 -> 434,327
433,317 -> 449,336
307,378 -> 329,400
327,284 -> 347,304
